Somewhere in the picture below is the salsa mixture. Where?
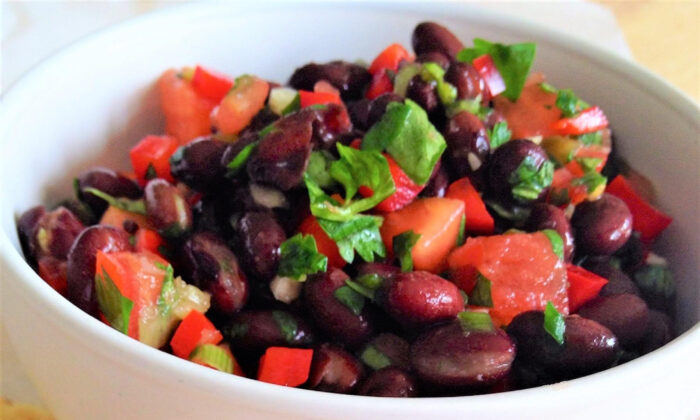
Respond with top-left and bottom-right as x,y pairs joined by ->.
16,22 -> 677,397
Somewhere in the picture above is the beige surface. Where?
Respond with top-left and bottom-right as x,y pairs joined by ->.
594,0 -> 700,101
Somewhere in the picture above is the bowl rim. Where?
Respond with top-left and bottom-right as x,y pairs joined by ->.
1,0 -> 698,412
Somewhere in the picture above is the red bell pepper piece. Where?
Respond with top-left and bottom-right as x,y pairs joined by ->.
365,70 -> 394,100
257,347 -> 314,387
191,65 -> 234,103
472,54 -> 505,97
445,177 -> 495,235
551,106 -> 609,135
170,309 -> 223,359
299,90 -> 343,108
298,215 -> 346,268
368,43 -> 413,75
130,135 -> 179,184
37,256 -> 67,295
566,264 -> 608,312
358,154 -> 424,212
605,175 -> 672,243
133,228 -> 166,258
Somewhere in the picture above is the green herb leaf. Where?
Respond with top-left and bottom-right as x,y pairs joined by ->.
577,131 -> 603,146
575,157 -> 603,173
458,311 -> 494,332
317,215 -> 386,264
488,121 -> 512,150
306,150 -> 338,189
271,310 -> 299,343
468,273 -> 493,307
539,82 -> 557,93
356,273 -> 384,290
421,62 -> 457,105
445,97 -> 492,120
226,141 -> 259,177
277,233 -> 328,280
484,200 -> 532,223
544,301 -> 566,345
333,285 -> 365,315
189,344 -> 233,373
457,39 -> 536,101
156,263 -> 176,318
344,279 -> 376,300
392,230 -> 421,272
509,156 -> 554,202
82,187 -> 146,215
359,345 -> 392,370
362,100 -> 447,185
571,171 -> 607,193
541,229 -> 564,260
456,214 -> 466,247
555,88 -> 589,118
95,268 -> 134,335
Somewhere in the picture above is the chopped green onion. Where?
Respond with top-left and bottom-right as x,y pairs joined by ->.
271,310 -> 299,343
344,279 -> 376,300
226,141 -> 259,177
359,344 -> 392,370
189,344 -> 233,374
544,301 -> 565,345
333,285 -> 365,316
541,229 -> 564,260
458,311 -> 494,332
468,273 -> 493,307
82,187 -> 146,215
392,230 -> 421,272
488,121 -> 512,150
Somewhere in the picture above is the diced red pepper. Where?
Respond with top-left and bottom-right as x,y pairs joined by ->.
170,309 -> 223,359
257,347 -> 314,387
605,175 -> 672,243
368,43 -> 413,75
37,256 -> 67,295
191,65 -> 234,103
445,177 -> 495,235
358,154 -> 424,212
472,54 -> 505,97
298,215 -> 346,268
566,264 -> 608,312
365,70 -> 394,100
130,135 -> 179,184
551,106 -> 609,136
299,90 -> 342,108
133,228 -> 166,258
549,167 -> 589,206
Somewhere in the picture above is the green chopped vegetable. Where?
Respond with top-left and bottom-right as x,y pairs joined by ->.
226,141 -> 259,177
82,187 -> 145,215
421,62 -> 457,105
488,121 -> 512,150
555,88 -> 589,118
306,150 -> 338,189
458,311 -> 494,332
277,233 -> 328,280
541,229 -> 564,260
393,230 -> 421,272
359,345 -> 392,370
575,157 -> 603,173
577,131 -> 603,146
344,279 -> 376,300
539,82 -> 557,93
356,273 -> 384,290
268,87 -> 300,116
333,285 -> 365,316
509,156 -> 554,202
271,310 -> 299,343
156,263 -> 175,318
445,97 -> 491,120
189,344 -> 233,373
571,171 -> 607,193
393,63 -> 422,97
456,214 -> 466,247
95,268 -> 134,335
634,264 -> 675,303
468,273 -> 493,307
544,301 -> 566,345
317,214 -> 386,264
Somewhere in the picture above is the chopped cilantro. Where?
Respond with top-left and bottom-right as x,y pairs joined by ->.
509,157 -> 554,202
317,215 -> 386,264
544,301 -> 566,345
226,141 -> 259,177
392,230 -> 421,272
468,273 -> 493,307
333,285 -> 365,316
277,233 -> 328,280
555,88 -> 589,118
541,229 -> 564,260
488,121 -> 512,150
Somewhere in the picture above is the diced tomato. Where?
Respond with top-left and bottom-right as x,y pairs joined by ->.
133,228 -> 166,258
564,144 -> 610,177
447,232 -> 569,326
130,135 -> 179,184
210,75 -> 270,136
99,206 -> 150,231
368,43 -> 413,75
191,65 -> 234,103
551,106 -> 609,136
472,54 -> 505,97
299,90 -> 342,108
606,175 -> 672,243
365,70 -> 394,100
159,68 -> 217,144
566,264 -> 608,312
358,154 -> 424,212
170,310 -> 223,359
298,215 -> 345,268
445,177 -> 494,235
37,256 -> 67,295
381,198 -> 465,273
493,78 -> 561,139
313,80 -> 340,96
257,347 -> 313,387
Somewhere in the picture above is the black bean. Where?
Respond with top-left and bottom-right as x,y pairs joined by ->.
420,163 -> 449,198
307,343 -> 364,394
406,75 -> 438,114
358,367 -> 418,397
360,333 -> 410,371
144,179 -> 193,239
170,137 -> 229,191
233,212 -> 286,281
525,203 -> 575,262
614,231 -> 646,273
54,198 -> 97,226
366,93 -> 403,129
311,103 -> 353,150
582,259 -> 641,297
444,62 -> 490,104
416,52 -> 450,69
224,310 -> 314,353
30,206 -> 85,261
289,60 -> 371,101
66,226 -> 132,316
640,310 -> 674,354
348,99 -> 372,131
16,206 -> 47,266
571,193 -> 632,256
443,111 -> 490,188
578,293 -> 649,348
488,139 -> 551,204
76,167 -> 141,215
412,22 -> 464,59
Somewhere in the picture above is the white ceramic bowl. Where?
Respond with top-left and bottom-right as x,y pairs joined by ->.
1,2 -> 698,419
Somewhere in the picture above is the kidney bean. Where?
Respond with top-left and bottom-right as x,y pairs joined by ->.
358,367 -> 418,397
76,167 -> 141,215
170,137 -> 229,191
488,139 -> 551,204
633,263 -> 676,312
353,262 -> 400,280
582,259 -> 641,297
420,163 -> 449,198
484,108 -> 506,130
348,99 -> 372,131
55,198 -> 97,226
614,231 -> 646,273
443,111 -> 489,188
444,62 -> 490,104
410,321 -> 515,389
510,360 -> 557,390
17,206 -> 47,266
144,179 -> 192,239
507,311 -> 618,379
406,75 -> 438,114
304,268 -> 374,348
66,226 -> 132,316
312,103 -> 353,150
571,194 -> 632,256
307,343 -> 365,394
578,293 -> 649,348
639,310 -> 674,354
30,206 -> 85,261
361,333 -> 410,370
233,212 -> 286,281
412,22 -> 464,59
224,310 -> 314,353
367,93 -> 403,129
525,203 -> 575,262
378,271 -> 463,328
180,232 -> 248,314
289,60 -> 371,101
240,107 -> 280,137
416,51 -> 450,69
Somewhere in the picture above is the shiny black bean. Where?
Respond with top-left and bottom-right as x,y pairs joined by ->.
640,310 -> 674,354
233,212 -> 286,280
614,231 -> 646,273
311,103 -> 353,150
144,179 -> 192,239
379,271 -> 463,328
633,263 -> 676,311
525,203 -> 575,262
366,93 -> 403,129
66,226 -> 132,316
348,99 -> 372,131
239,107 -> 280,137
307,343 -> 364,394
444,62 -> 490,104
443,111 -> 489,188
170,137 -> 229,191
76,167 -> 141,215
180,232 -> 248,314
17,206 -> 47,266
578,293 -> 649,348
289,60 -> 371,101
224,310 -> 314,353
412,22 -> 464,59
420,163 -> 449,198
353,262 -> 400,280
484,108 -> 506,130
55,198 -> 96,226
410,321 -> 515,389
358,367 -> 418,397
304,268 -> 374,348
30,206 -> 85,260
406,75 -> 438,114
507,311 -> 618,379
360,333 -> 410,371
488,139 -> 551,204
571,193 -> 632,256
416,51 -> 450,69
582,259 -> 641,297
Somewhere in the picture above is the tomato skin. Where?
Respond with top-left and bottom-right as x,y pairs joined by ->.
472,54 -> 505,96
358,155 -> 424,212
210,75 -> 270,136
130,135 -> 179,184
368,43 -> 413,75
191,65 -> 234,103
493,79 -> 561,139
551,106 -> 609,136
299,90 -> 342,107
365,71 -> 393,100
567,264 -> 608,312
298,215 -> 346,268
